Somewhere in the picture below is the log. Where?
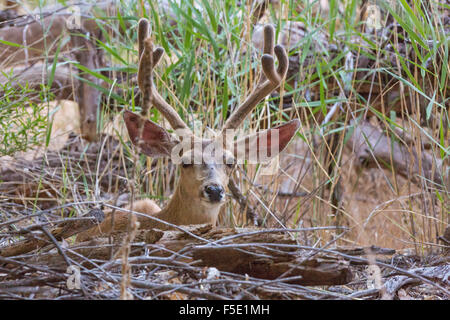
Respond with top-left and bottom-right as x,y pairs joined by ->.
192,246 -> 353,286
12,227 -> 182,268
381,275 -> 420,300
25,238 -> 115,267
0,208 -> 104,257
14,224 -> 353,286
0,62 -> 76,101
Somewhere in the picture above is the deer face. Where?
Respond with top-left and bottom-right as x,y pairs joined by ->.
124,110 -> 300,206
179,143 -> 235,204
124,111 -> 231,205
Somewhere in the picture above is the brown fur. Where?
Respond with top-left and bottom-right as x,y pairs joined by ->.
77,199 -> 161,242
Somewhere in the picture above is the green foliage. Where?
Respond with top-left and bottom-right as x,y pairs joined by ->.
0,81 -> 47,157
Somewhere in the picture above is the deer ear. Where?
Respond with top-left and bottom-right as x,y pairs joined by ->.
233,119 -> 300,162
123,110 -> 178,158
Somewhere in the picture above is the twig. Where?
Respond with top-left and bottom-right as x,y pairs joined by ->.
38,225 -> 71,267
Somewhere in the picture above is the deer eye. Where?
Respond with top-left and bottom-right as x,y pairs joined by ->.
225,160 -> 235,169
182,162 -> 192,169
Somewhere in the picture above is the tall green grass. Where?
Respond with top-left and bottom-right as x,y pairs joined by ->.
0,82 -> 47,156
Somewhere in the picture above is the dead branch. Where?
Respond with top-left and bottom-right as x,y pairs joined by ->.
0,14 -> 102,67
0,9 -> 17,27
334,245 -> 396,256
0,0 -> 122,65
0,10 -> 107,142
347,120 -> 445,187
0,208 -> 104,257
403,265 -> 450,285
228,178 -> 260,226
0,275 -> 66,290
130,279 -> 230,300
192,245 -> 353,286
13,224 -> 354,287
70,29 -> 104,142
3,221 -> 449,297
381,265 -> 449,299
0,62 -> 76,101
381,275 -> 420,299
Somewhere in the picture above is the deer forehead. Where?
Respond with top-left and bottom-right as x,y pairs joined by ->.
180,161 -> 230,185
179,141 -> 233,183
179,140 -> 235,164
191,163 -> 229,181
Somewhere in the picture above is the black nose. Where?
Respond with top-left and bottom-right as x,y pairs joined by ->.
204,185 -> 224,202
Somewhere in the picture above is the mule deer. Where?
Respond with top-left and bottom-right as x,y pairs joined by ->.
77,18 -> 299,241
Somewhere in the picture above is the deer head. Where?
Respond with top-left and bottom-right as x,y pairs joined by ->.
123,18 -> 300,225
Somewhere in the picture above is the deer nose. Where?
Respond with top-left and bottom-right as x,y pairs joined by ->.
203,185 -> 225,202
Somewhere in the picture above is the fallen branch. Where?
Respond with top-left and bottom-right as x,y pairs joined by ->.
0,275 -> 66,290
0,15 -> 100,67
0,1 -> 115,68
381,275 -> 420,299
192,245 -> 353,286
13,224 -> 354,287
381,265 -> 449,299
334,245 -> 396,256
0,208 -> 104,257
0,62 -> 76,101
347,120 -> 445,187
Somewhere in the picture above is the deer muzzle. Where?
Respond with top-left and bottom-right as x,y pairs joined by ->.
202,184 -> 225,203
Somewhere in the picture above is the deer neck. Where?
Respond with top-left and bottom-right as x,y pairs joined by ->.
155,184 -> 222,227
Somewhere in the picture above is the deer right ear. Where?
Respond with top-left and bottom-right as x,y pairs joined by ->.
123,110 -> 179,158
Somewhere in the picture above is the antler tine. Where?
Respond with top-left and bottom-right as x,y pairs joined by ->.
258,24 -> 275,84
137,18 -> 191,133
261,44 -> 288,84
138,19 -> 164,68
138,18 -> 149,59
222,25 -> 288,131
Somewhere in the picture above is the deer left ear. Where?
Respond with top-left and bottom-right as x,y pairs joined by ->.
123,110 -> 179,158
233,119 -> 300,162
